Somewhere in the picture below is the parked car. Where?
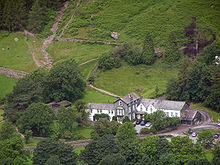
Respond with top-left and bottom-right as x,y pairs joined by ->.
214,134 -> 219,139
192,132 -> 197,137
145,122 -> 152,128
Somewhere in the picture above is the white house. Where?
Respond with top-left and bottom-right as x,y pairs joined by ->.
87,93 -> 192,123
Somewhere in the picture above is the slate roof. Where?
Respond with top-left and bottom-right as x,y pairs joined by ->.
88,103 -> 114,110
141,99 -> 186,111
120,92 -> 140,104
181,110 -> 198,121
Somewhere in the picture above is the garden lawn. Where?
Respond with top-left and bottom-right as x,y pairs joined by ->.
81,87 -> 115,104
79,60 -> 98,81
47,41 -> 114,64
0,74 -> 18,100
72,125 -> 94,139
93,61 -> 178,98
0,32 -> 37,72
190,103 -> 220,122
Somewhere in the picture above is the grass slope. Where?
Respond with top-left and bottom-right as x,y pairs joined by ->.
0,74 -> 18,100
0,33 -> 37,72
93,61 -> 178,98
81,87 -> 115,104
47,41 -> 114,64
62,0 -> 220,46
79,60 -> 97,81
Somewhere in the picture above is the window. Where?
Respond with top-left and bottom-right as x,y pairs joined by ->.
97,110 -> 99,113
119,101 -> 122,106
175,113 -> 178,117
171,112 -> 173,117
91,109 -> 93,113
100,110 -> 102,113
109,110 -> 110,114
111,110 -> 113,114
140,105 -> 143,111
166,112 -> 169,117
150,107 -> 152,113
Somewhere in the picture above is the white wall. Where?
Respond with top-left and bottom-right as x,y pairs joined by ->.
86,108 -> 115,121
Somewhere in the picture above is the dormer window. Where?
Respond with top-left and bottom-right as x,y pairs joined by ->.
119,101 -> 122,106
140,105 -> 143,111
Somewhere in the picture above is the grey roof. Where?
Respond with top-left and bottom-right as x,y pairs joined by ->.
141,99 -> 186,111
88,103 -> 114,110
120,92 -> 140,104
181,110 -> 198,120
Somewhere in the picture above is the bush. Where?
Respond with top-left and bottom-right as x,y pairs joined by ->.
94,114 -> 110,121
140,128 -> 151,135
122,116 -> 130,123
98,53 -> 121,71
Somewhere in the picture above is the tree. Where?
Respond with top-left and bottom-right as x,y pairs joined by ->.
80,134 -> 119,165
185,159 -> 210,165
183,17 -> 216,58
141,32 -> 156,65
158,153 -> 179,165
74,100 -> 89,124
94,114 -> 110,121
124,47 -> 142,65
57,106 -> 78,134
24,129 -> 32,144
197,130 -> 214,149
44,59 -> 85,102
0,121 -> 18,140
93,118 -> 120,137
27,0 -> 48,33
18,102 -> 55,136
213,141 -> 220,165
116,122 -> 136,143
99,153 -> 126,165
164,32 -> 180,63
45,156 -> 61,165
122,116 -> 130,123
33,138 -> 77,165
4,68 -> 48,122
170,136 -> 203,164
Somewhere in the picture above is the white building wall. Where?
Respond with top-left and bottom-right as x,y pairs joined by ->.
87,108 -> 115,121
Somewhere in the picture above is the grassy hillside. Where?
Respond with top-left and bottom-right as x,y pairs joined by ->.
61,0 -> 220,46
47,41 -> 114,64
0,33 -> 37,72
0,75 -> 18,100
93,61 -> 178,98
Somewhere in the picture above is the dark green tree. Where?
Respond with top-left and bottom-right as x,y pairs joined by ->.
45,156 -> 61,165
164,32 -> 180,63
116,122 -> 136,143
74,100 -> 89,124
4,68 -> 48,122
28,0 -> 48,33
80,134 -> 119,165
24,129 -> 32,144
33,138 -> 77,165
122,116 -> 130,123
141,32 -> 156,65
18,102 -> 55,136
44,59 -> 85,102
57,106 -> 78,133
98,153 -> 126,165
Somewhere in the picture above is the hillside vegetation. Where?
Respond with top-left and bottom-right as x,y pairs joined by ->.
60,0 -> 220,46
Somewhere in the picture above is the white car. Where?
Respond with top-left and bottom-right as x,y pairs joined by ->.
145,122 -> 152,128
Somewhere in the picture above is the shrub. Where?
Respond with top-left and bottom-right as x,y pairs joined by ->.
98,53 -> 121,71
99,153 -> 126,165
122,116 -> 130,123
140,128 -> 151,135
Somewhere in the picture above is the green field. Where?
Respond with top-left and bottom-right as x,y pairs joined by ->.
81,87 -> 115,104
190,103 -> 220,122
24,137 -> 43,147
72,125 -> 94,139
0,33 -> 37,72
0,74 -> 18,100
62,0 -> 220,46
93,61 -> 178,98
47,41 -> 114,64
79,60 -> 98,81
